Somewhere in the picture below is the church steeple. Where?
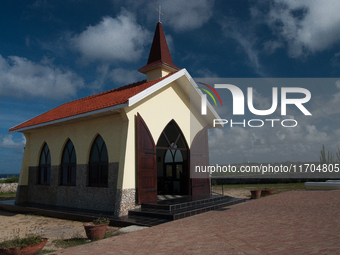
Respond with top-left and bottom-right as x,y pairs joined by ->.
138,22 -> 179,81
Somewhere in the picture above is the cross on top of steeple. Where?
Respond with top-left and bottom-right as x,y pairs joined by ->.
156,6 -> 163,23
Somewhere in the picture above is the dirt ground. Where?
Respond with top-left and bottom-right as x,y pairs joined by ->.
0,209 -> 119,251
0,188 -> 250,251
212,187 -> 253,198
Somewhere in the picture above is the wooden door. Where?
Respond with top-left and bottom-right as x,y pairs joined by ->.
190,126 -> 210,196
137,113 -> 157,204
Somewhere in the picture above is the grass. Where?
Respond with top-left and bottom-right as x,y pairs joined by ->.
0,235 -> 55,254
0,191 -> 16,199
0,176 -> 19,183
0,235 -> 45,249
52,235 -> 89,249
212,182 -> 305,196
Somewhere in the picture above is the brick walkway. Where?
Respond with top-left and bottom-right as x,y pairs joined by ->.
48,191 -> 340,255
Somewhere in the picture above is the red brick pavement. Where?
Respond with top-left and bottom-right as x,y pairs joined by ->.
48,191 -> 340,255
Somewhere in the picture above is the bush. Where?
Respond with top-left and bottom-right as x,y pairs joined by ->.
0,235 -> 43,249
0,176 -> 19,183
93,217 -> 109,225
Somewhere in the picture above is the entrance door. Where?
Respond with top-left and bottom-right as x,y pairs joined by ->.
156,120 -> 189,196
190,126 -> 210,196
164,163 -> 183,195
137,113 -> 157,204
163,144 -> 186,195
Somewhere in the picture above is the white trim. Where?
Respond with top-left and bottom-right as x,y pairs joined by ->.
128,69 -> 220,121
128,69 -> 187,107
182,70 -> 220,120
10,103 -> 128,133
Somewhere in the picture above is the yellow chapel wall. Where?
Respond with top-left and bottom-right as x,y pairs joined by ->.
120,80 -> 208,190
18,114 -> 123,185
146,68 -> 171,81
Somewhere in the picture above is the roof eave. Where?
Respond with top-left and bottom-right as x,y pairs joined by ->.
9,103 -> 128,133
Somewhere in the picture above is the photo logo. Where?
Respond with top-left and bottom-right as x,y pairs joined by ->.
198,83 -> 312,128
198,82 -> 222,115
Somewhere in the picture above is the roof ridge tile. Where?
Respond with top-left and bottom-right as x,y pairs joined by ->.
9,71 -> 178,132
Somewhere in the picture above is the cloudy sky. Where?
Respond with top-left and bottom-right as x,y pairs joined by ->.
1,0 -> 340,173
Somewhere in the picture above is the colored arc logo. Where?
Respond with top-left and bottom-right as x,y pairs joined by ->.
198,82 -> 222,106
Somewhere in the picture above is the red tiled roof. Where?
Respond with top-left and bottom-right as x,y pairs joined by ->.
138,22 -> 179,73
10,74 -> 174,132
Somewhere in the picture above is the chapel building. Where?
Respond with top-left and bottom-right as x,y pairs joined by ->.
10,22 -> 219,216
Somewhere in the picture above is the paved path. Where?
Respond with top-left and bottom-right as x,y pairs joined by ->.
48,191 -> 340,254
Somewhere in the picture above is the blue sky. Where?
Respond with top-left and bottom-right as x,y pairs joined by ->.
1,0 -> 340,173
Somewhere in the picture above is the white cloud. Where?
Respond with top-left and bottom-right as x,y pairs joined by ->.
260,0 -> 340,57
109,68 -> 145,85
71,10 -> 151,63
250,88 -> 275,111
0,55 -> 84,99
153,0 -> 214,31
220,18 -> 267,76
263,40 -> 284,54
115,0 -> 214,31
91,64 -> 145,89
208,122 -> 333,164
220,0 -> 340,74
195,69 -> 219,78
336,80 -> 340,89
310,81 -> 340,118
0,134 -> 26,151
331,52 -> 340,66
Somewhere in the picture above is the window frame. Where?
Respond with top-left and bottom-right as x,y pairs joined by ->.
39,143 -> 51,185
60,139 -> 77,186
89,135 -> 108,187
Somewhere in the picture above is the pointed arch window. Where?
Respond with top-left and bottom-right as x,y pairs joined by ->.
61,140 -> 76,185
89,135 -> 108,187
39,143 -> 51,185
157,120 -> 188,150
156,120 -> 189,195
164,142 -> 183,163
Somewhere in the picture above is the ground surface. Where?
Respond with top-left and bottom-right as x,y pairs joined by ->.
0,187 -> 250,251
212,183 -> 305,198
0,210 -> 119,251
45,190 -> 340,255
217,188 -> 250,198
0,185 -> 291,252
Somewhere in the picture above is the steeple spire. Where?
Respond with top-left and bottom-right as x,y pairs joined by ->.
138,22 -> 179,81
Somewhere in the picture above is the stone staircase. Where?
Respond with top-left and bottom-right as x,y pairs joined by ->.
128,195 -> 247,221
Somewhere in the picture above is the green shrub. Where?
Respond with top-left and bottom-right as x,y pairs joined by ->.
0,176 -> 19,183
93,217 -> 109,225
0,235 -> 44,249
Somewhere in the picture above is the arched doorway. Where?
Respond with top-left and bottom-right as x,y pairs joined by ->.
156,120 -> 189,195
